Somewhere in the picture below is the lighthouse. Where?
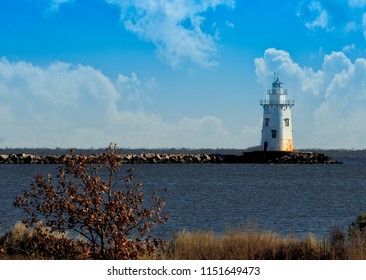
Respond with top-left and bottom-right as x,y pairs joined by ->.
260,74 -> 294,152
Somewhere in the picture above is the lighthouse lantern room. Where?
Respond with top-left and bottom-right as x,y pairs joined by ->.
260,74 -> 294,152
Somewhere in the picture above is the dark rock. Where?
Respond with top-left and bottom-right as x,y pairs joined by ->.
0,150 -> 341,164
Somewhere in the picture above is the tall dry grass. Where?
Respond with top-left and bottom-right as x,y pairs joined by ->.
163,227 -> 366,260
164,230 -> 326,260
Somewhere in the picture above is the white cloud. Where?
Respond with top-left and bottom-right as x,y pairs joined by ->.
314,58 -> 366,147
344,21 -> 357,33
225,20 -> 235,28
296,0 -> 366,33
105,0 -> 235,68
348,0 -> 366,8
0,58 -> 250,148
342,43 -> 356,53
45,0 -> 74,13
0,59 -> 119,142
254,48 -> 323,97
116,72 -> 142,103
254,48 -> 366,149
303,1 -> 332,31
40,0 -> 236,68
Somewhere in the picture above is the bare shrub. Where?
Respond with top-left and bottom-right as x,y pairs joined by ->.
14,144 -> 169,259
349,212 -> 366,235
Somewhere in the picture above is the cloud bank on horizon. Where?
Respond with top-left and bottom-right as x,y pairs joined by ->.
0,0 -> 366,149
0,58 -> 236,148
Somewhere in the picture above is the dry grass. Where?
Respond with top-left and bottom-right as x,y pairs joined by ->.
162,227 -> 366,260
2,223 -> 366,260
0,222 -> 89,260
164,230 -> 327,260
0,222 -> 40,259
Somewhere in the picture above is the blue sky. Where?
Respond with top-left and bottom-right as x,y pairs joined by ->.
1,0 -> 366,149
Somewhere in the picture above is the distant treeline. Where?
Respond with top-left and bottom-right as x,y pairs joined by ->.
0,147 -> 365,157
0,147 -> 246,156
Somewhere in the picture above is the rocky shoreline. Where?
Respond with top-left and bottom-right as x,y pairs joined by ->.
0,151 -> 341,164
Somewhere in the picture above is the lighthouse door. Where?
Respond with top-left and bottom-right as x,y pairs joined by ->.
264,141 -> 268,152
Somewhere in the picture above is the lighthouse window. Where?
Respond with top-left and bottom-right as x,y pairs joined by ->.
284,118 -> 290,127
271,130 -> 277,138
264,118 -> 270,126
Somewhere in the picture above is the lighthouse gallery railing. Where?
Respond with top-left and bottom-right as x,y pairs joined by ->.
260,100 -> 295,106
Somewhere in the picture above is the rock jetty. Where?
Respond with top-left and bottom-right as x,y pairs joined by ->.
0,151 -> 340,164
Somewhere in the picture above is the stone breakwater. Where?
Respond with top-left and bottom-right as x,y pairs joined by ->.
0,151 -> 340,164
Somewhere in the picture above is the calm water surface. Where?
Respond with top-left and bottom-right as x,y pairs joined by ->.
1,153 -> 366,239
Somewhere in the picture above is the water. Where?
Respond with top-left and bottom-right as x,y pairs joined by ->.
1,151 -> 366,239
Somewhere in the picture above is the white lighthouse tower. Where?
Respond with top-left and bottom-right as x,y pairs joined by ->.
260,74 -> 294,152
